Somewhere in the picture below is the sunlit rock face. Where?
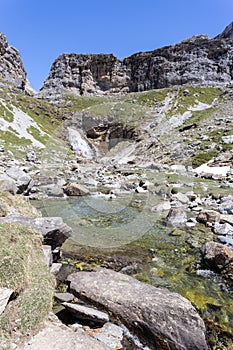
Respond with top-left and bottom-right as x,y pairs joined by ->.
0,33 -> 26,89
40,23 -> 233,95
41,53 -> 130,96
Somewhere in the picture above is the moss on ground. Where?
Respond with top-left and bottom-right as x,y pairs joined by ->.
0,223 -> 55,348
0,190 -> 55,348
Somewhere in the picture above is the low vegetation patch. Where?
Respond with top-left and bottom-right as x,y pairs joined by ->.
0,222 -> 55,348
0,102 -> 14,122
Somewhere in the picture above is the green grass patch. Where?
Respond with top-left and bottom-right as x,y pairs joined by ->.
63,94 -> 110,111
183,107 -> 216,126
0,102 -> 14,122
0,222 -> 55,346
27,126 -> 50,145
125,88 -> 170,107
170,86 -> 221,116
191,149 -> 219,168
85,100 -> 146,126
11,93 -> 61,134
0,130 -> 32,147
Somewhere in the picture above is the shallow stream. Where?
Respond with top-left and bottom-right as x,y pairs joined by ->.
34,193 -> 233,347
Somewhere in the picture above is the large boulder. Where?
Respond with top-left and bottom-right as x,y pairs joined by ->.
67,268 -> 208,350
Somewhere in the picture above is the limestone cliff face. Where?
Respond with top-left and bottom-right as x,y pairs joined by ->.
0,33 -> 26,89
124,35 -> 233,91
40,22 -> 233,95
41,53 -> 130,95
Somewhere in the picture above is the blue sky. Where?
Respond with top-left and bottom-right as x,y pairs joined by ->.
1,0 -> 232,91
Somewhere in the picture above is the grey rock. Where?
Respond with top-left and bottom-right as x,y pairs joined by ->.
22,316 -> 112,350
0,174 -> 17,195
0,32 -> 26,89
221,135 -> 233,144
16,175 -> 34,194
0,288 -> 13,315
62,302 -> 109,326
220,214 -> 233,226
6,166 -> 25,180
94,322 -> 123,349
216,22 -> 233,39
54,292 -> 74,303
67,268 -> 208,350
26,151 -> 37,162
42,245 -> 53,267
0,145 -> 4,152
219,201 -> 233,215
46,185 -> 64,198
165,207 -> 187,227
214,222 -> 233,235
50,263 -> 63,276
172,192 -> 189,204
63,182 -> 90,196
217,236 -> 233,250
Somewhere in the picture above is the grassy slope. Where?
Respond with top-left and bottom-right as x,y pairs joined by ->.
0,87 -> 67,157
61,85 -> 232,167
0,84 -> 232,166
0,190 -> 55,349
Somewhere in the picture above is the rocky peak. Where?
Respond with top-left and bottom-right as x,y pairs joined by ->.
0,32 -> 26,89
215,22 -> 233,39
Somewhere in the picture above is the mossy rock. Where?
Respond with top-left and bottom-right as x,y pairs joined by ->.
0,189 -> 40,218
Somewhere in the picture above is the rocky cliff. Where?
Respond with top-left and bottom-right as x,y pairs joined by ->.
40,22 -> 233,96
216,21 -> 233,39
0,33 -> 26,89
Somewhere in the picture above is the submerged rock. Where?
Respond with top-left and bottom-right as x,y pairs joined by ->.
67,268 -> 208,350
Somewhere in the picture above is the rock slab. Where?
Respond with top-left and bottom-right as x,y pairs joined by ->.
22,318 -> 111,350
62,302 -> 109,326
67,268 -> 208,350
